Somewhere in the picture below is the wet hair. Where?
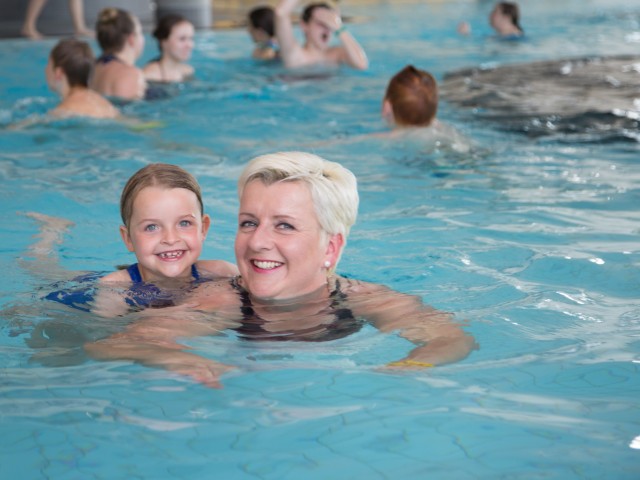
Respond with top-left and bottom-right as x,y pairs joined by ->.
49,38 -> 94,87
301,3 -> 331,23
120,163 -> 204,229
248,6 -> 275,37
384,65 -> 438,127
96,8 -> 136,54
153,13 -> 191,52
497,2 -> 522,32
238,152 -> 358,267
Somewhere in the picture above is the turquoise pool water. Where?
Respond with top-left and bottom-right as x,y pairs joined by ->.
1,0 -> 639,478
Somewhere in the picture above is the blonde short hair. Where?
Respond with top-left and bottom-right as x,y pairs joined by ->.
238,152 -> 359,263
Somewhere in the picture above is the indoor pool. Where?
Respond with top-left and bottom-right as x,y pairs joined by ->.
1,0 -> 639,478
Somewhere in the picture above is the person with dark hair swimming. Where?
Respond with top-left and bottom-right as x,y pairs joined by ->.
143,14 -> 195,82
247,6 -> 279,60
89,7 -> 147,101
458,1 -> 524,39
45,38 -> 119,119
84,152 -> 476,388
275,0 -> 368,70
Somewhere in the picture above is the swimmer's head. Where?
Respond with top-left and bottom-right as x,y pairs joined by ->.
47,38 -> 94,88
153,13 -> 194,57
120,163 -> 204,230
490,2 -> 523,33
248,6 -> 275,41
96,8 -> 144,56
383,65 -> 438,127
301,3 -> 335,47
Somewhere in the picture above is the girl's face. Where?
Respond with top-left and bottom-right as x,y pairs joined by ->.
235,180 -> 341,301
120,186 -> 210,282
162,21 -> 195,62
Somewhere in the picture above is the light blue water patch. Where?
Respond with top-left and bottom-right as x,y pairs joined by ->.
1,0 -> 640,479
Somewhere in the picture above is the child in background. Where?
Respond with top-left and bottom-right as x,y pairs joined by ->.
90,7 -> 147,101
45,38 -> 119,119
382,65 -> 438,128
275,0 -> 368,70
458,2 -> 523,39
143,14 -> 196,82
247,6 -> 279,61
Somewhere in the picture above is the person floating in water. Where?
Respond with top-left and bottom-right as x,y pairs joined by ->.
275,0 -> 368,70
247,6 -> 279,61
458,1 -> 524,39
45,38 -> 119,119
143,14 -> 196,83
90,7 -> 147,101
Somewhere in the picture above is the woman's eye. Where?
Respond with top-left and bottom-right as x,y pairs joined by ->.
240,220 -> 257,228
277,222 -> 295,230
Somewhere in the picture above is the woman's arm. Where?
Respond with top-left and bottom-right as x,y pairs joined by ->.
344,279 -> 477,367
84,282 -> 241,386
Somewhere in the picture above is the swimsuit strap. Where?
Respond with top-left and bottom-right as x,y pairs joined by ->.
96,53 -> 120,65
191,264 -> 200,281
128,263 -> 200,283
127,263 -> 143,283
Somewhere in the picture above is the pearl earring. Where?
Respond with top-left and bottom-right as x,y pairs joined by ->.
324,261 -> 331,268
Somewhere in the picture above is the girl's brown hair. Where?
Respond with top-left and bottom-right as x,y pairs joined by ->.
120,163 -> 204,229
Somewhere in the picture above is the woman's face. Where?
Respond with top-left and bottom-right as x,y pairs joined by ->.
235,179 -> 341,300
162,21 -> 195,62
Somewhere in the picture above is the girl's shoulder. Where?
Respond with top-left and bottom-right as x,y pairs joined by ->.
100,268 -> 132,284
196,260 -> 239,279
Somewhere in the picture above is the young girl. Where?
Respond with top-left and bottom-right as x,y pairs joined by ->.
143,14 -> 196,83
45,38 -> 119,119
33,163 -> 238,316
247,6 -> 278,61
102,163 -> 237,285
90,7 -> 147,101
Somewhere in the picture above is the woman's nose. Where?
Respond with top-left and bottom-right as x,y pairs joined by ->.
247,224 -> 272,250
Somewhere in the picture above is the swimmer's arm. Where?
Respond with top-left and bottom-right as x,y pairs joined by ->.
84,302 -> 239,387
313,7 -> 368,70
84,332 -> 233,388
275,0 -> 303,68
196,259 -> 239,278
335,30 -> 369,70
345,279 -> 477,367
90,272 -> 133,318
